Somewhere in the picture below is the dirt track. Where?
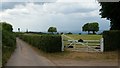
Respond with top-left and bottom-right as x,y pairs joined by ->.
6,38 -> 55,66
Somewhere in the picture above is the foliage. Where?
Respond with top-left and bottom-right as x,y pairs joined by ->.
99,2 -> 120,30
82,22 -> 99,34
18,28 -> 20,32
0,22 -> 16,66
48,27 -> 57,33
79,33 -> 81,35
19,34 -> 62,52
103,30 -> 120,51
0,22 -> 13,32
66,32 -> 72,34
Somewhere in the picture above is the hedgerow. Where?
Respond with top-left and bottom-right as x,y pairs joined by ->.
2,29 -> 16,66
19,34 -> 62,52
1,22 -> 16,66
103,30 -> 120,51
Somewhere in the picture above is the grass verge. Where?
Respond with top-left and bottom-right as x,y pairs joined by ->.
31,45 -> 118,61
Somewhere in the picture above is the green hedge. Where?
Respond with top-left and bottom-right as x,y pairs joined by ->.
2,30 -> 16,65
19,34 -> 62,52
103,30 -> 120,51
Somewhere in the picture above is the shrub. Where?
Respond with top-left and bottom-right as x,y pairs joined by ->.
19,34 -> 62,52
79,33 -> 81,35
1,22 -> 16,66
2,30 -> 16,65
103,30 -> 120,51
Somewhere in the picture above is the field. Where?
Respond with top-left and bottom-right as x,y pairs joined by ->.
63,34 -> 103,52
65,34 -> 102,40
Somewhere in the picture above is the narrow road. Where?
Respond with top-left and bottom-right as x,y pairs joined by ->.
6,38 -> 55,66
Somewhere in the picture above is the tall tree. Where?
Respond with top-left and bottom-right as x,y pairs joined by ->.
18,28 -> 20,32
99,2 -> 120,30
82,22 -> 99,34
82,23 -> 90,33
48,27 -> 57,34
0,22 -> 13,32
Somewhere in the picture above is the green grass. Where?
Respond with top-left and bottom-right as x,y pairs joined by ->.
63,34 -> 102,46
65,34 -> 102,40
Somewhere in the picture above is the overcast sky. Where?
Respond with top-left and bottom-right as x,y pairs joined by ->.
0,0 -> 110,32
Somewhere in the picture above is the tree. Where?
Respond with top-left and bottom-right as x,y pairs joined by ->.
99,2 -> 120,30
67,32 -> 72,34
26,29 -> 28,33
82,23 -> 90,33
82,22 -> 99,34
48,27 -> 57,34
18,28 -> 20,32
0,22 -> 13,32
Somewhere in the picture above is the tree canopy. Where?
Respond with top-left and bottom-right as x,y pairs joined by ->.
0,22 -> 13,32
48,27 -> 57,33
18,28 -> 20,32
99,2 -> 120,30
82,22 -> 99,34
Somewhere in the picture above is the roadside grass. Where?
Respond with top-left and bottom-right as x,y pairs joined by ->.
32,45 -> 118,61
66,34 -> 102,40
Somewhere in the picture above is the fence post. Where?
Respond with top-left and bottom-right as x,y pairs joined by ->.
61,34 -> 64,51
100,38 -> 104,52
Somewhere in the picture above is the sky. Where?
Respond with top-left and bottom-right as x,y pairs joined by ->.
0,0 -> 110,33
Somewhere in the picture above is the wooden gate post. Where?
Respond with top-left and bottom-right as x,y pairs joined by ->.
61,34 -> 64,51
100,38 -> 104,52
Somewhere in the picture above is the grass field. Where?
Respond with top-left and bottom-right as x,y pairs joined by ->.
63,34 -> 102,47
66,34 -> 102,40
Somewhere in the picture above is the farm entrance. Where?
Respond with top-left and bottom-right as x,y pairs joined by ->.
62,34 -> 104,52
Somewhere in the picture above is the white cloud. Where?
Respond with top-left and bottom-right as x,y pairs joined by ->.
44,1 -> 100,14
1,1 -> 110,32
1,0 -> 57,2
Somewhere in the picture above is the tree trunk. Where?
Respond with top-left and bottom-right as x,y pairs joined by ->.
93,31 -> 96,34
